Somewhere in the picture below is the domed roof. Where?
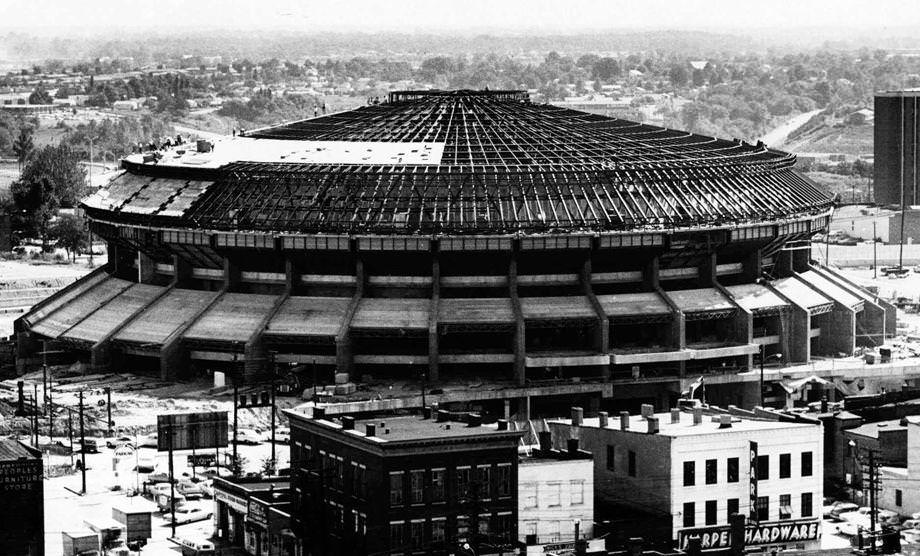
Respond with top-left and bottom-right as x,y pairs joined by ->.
88,89 -> 832,235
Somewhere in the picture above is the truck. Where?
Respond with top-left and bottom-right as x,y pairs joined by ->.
112,500 -> 155,543
62,529 -> 99,556
83,517 -> 125,550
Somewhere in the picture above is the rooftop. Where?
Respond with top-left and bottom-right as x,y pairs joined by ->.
550,410 -> 817,437
845,417 -> 916,440
0,439 -> 40,461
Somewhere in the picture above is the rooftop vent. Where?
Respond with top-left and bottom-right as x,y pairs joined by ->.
341,416 -> 355,430
599,411 -> 609,428
640,404 -> 654,419
313,407 -> 325,420
693,407 -> 703,425
497,419 -> 508,431
718,415 -> 732,429
647,417 -> 659,434
467,413 -> 482,428
538,431 -> 552,452
671,409 -> 680,424
571,407 -> 584,426
620,411 -> 630,431
567,438 -> 580,454
436,410 -> 449,423
365,423 -> 376,437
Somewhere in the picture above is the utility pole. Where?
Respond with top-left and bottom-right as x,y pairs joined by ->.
869,449 -> 877,537
32,383 -> 39,447
270,372 -> 276,471
106,388 -> 112,436
67,408 -> 74,467
232,383 -> 239,476
759,344 -> 765,407
47,386 -> 53,441
168,424 -> 177,539
873,221 -> 878,279
78,391 -> 86,494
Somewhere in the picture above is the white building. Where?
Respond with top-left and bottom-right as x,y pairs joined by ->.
878,417 -> 920,516
549,405 -> 824,552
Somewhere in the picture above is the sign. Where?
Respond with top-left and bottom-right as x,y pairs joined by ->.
0,460 -> 42,492
248,498 -> 270,528
187,453 -> 216,467
677,519 -> 821,551
215,490 -> 248,513
749,441 -> 758,523
157,411 -> 229,452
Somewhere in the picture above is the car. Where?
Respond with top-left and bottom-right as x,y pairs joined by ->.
135,453 -> 157,474
233,429 -> 262,445
824,501 -> 859,519
138,434 -> 158,449
165,506 -> 213,525
176,481 -> 203,500
273,427 -> 290,444
198,481 -> 214,499
903,529 -> 920,544
105,436 -> 135,449
837,521 -> 862,537
899,519 -> 920,531
76,439 -> 99,454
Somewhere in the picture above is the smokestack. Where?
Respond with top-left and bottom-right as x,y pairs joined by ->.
671,409 -> 680,424
598,411 -> 609,428
647,416 -> 659,434
497,419 -> 508,431
693,407 -> 703,425
341,416 -> 355,430
640,404 -> 654,419
538,431 -> 552,453
571,407 -> 584,426
620,411 -> 630,431
436,410 -> 449,423
719,415 -> 732,429
567,438 -> 580,455
365,423 -> 376,437
313,407 -> 326,420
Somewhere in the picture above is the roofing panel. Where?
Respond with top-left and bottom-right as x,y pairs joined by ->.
667,288 -> 734,314
62,283 -> 164,343
184,293 -> 279,343
351,298 -> 430,330
796,270 -> 862,309
114,288 -> 219,345
438,298 -> 515,324
725,284 -> 789,313
519,296 -> 596,320
597,292 -> 671,317
264,296 -> 351,338
770,277 -> 832,309
30,277 -> 134,339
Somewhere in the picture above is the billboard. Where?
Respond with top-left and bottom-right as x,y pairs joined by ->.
749,441 -> 758,523
157,411 -> 229,452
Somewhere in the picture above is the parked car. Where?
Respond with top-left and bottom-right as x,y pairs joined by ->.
135,453 -> 157,474
824,501 -> 859,519
198,481 -> 214,499
899,519 -> 920,531
76,439 -> 99,454
234,429 -> 262,445
273,427 -> 290,444
177,481 -> 203,500
105,436 -> 135,449
165,506 -> 212,525
138,434 -> 158,449
837,521 -> 862,537
903,529 -> 920,544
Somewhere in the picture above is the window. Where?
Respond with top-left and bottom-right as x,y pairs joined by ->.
457,466 -> 471,500
432,518 -> 446,543
801,452 -> 813,477
896,490 -> 903,507
705,459 -> 718,485
727,457 -> 739,483
727,498 -> 739,519
779,453 -> 791,479
684,461 -> 696,486
477,465 -> 492,500
607,445 -> 616,471
546,482 -> 561,507
457,515 -> 470,540
351,462 -> 366,499
410,470 -> 424,504
357,513 -> 367,535
757,455 -> 769,480
389,471 -> 405,506
683,502 -> 695,527
706,500 -> 717,525
410,520 -> 425,548
496,512 -> 513,541
522,482 -> 537,508
756,496 -> 769,521
802,493 -> 813,517
524,521 -> 537,537
779,494 -> 792,520
628,451 -> 637,477
389,521 -> 406,548
478,513 -> 490,535
431,468 -> 446,502
497,463 -> 512,497
571,480 -> 585,505
546,520 -> 560,541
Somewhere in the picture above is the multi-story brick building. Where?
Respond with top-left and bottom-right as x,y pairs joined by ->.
548,405 -> 823,553
285,407 -> 523,555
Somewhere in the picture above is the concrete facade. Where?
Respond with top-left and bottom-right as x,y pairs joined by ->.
518,444 -> 594,545
875,92 -> 920,207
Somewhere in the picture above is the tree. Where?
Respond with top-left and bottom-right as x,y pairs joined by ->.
10,144 -> 86,250
12,127 -> 33,173
669,65 -> 689,87
49,213 -> 87,262
260,456 -> 277,477
28,87 -> 53,105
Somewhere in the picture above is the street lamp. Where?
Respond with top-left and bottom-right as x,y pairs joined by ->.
759,344 -> 782,407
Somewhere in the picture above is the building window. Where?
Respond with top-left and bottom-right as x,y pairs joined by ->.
779,453 -> 791,479
478,513 -> 491,536
546,482 -> 561,507
431,468 -> 446,502
351,462 -> 366,499
522,482 -> 538,508
546,520 -> 561,542
628,451 -> 637,477
802,492 -> 813,517
706,500 -> 718,525
457,466 -> 471,500
496,512 -> 513,541
756,496 -> 769,521
432,518 -> 446,543
801,452 -> 813,477
571,480 -> 585,505
896,490 -> 903,507
684,461 -> 696,486
389,521 -> 406,548
705,459 -> 718,485
727,498 -> 739,519
477,465 -> 492,500
389,471 -> 404,506
607,445 -> 617,471
497,463 -> 512,497
779,494 -> 792,519
357,513 -> 367,535
727,457 -> 739,483
410,520 -> 425,548
524,521 -> 537,537
410,469 -> 424,505
757,455 -> 769,480
457,515 -> 470,540
683,502 -> 695,527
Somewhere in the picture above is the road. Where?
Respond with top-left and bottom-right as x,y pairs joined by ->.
760,109 -> 823,149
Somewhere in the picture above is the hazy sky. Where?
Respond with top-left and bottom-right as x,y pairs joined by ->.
3,0 -> 920,33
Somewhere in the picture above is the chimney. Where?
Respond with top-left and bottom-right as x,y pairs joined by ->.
640,404 -> 654,419
538,431 -> 552,453
467,413 -> 481,427
567,438 -> 580,455
422,406 -> 432,419
620,411 -> 630,431
341,416 -> 355,430
497,419 -> 508,431
571,407 -> 584,426
693,407 -> 703,425
365,423 -> 376,437
647,416 -> 659,434
436,410 -> 450,423
820,397 -> 828,413
901,417 -> 909,427
719,415 -> 732,429
598,411 -> 609,428
670,409 -> 680,424
313,407 -> 325,420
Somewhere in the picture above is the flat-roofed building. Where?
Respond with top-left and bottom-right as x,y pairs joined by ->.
0,439 -> 43,556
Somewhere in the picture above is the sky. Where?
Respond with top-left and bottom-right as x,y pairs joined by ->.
3,0 -> 920,34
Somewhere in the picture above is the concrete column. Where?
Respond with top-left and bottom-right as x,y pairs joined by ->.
106,241 -> 120,274
428,249 -> 440,383
581,258 -> 609,372
137,251 -> 156,284
284,258 -> 295,292
172,254 -> 192,287
644,256 -> 660,290
509,247 -> 526,386
699,253 -> 717,286
503,399 -> 511,421
745,248 -> 763,282
223,257 -> 240,291
335,255 -> 364,377
656,288 -> 686,377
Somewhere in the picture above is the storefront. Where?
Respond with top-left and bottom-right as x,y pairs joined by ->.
677,519 -> 822,552
212,477 -> 291,555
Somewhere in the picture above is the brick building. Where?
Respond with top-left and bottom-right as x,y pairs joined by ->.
0,439 -> 43,556
286,407 -> 523,555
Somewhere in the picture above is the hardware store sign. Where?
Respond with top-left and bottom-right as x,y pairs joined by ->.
678,520 -> 820,551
